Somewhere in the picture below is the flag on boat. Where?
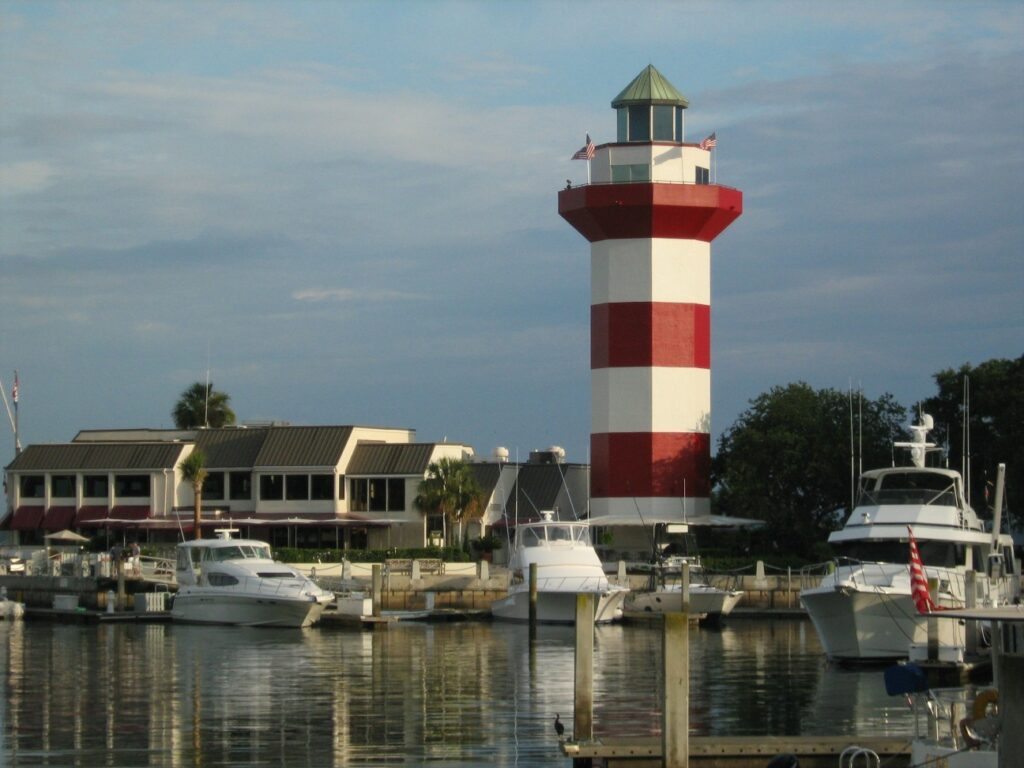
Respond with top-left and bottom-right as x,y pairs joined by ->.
908,526 -> 938,613
572,134 -> 595,160
699,132 -> 717,150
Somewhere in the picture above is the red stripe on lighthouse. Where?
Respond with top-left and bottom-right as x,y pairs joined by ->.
592,302 -> 710,369
590,432 -> 711,498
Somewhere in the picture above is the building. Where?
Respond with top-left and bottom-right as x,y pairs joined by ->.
3,425 -> 473,549
558,64 -> 743,554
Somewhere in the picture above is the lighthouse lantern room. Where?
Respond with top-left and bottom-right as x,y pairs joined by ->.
558,65 -> 742,535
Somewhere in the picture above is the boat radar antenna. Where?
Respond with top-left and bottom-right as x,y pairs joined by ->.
893,413 -> 939,469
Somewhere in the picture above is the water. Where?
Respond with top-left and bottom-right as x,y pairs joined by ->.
0,618 -> 913,766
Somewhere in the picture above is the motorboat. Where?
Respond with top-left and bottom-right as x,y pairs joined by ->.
627,573 -> 743,622
491,511 -> 628,624
171,529 -> 335,628
800,414 -> 1019,661
0,587 -> 24,620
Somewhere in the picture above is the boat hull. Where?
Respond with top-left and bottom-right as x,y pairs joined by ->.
491,588 -> 627,624
627,586 -> 743,619
800,585 -> 962,661
171,590 -> 329,628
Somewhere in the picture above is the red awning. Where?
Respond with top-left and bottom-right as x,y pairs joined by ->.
42,506 -> 76,531
75,506 -> 110,526
110,505 -> 151,520
12,506 -> 46,530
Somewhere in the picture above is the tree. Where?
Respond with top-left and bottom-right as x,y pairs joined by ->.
172,382 -> 236,429
712,383 -> 906,559
179,449 -> 208,540
414,458 -> 484,548
918,355 -> 1024,519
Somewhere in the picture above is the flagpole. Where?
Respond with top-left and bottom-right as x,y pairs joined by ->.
0,377 -> 15,455
12,371 -> 19,455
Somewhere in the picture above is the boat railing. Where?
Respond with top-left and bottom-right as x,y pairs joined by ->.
912,686 -> 994,749
140,556 -> 176,585
856,487 -> 958,508
834,558 -> 1015,605
233,573 -> 318,598
533,574 -> 611,592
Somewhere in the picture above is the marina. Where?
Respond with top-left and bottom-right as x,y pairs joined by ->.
0,615 -> 921,767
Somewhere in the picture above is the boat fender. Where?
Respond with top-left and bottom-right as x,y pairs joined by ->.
959,689 -> 1000,748
971,688 -> 998,720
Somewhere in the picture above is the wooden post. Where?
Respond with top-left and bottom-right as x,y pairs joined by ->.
663,562 -> 690,768
116,558 -> 126,611
529,562 -> 538,630
927,577 -> 939,660
371,563 -> 383,617
574,592 -> 595,744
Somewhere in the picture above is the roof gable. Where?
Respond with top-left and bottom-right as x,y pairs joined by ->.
346,443 -> 436,476
611,64 -> 689,108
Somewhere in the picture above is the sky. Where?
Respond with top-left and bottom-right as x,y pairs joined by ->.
1,0 -> 1022,470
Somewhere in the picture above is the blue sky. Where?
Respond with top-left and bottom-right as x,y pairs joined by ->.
1,0 -> 1022,469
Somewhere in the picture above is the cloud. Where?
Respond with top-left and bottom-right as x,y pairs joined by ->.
0,161 -> 54,195
291,288 -> 425,303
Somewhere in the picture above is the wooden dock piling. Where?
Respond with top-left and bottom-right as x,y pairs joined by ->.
574,593 -> 595,743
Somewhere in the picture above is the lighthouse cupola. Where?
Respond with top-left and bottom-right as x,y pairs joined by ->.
611,64 -> 689,143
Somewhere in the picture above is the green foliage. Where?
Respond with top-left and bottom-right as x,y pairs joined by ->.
712,382 -> 906,559
470,535 -> 503,553
414,457 -> 484,546
918,355 -> 1024,518
271,547 -> 471,563
178,449 -> 208,487
172,381 -> 236,429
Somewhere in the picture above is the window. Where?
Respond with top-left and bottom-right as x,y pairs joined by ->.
204,472 -> 225,500
616,107 -> 628,142
207,572 -> 239,587
311,475 -> 333,501
51,475 -> 76,498
675,108 -> 683,144
695,166 -> 710,185
387,478 -> 405,511
115,475 -> 150,498
653,105 -> 674,140
285,475 -> 309,501
19,475 -> 44,498
351,478 -> 369,512
369,478 -> 387,512
229,472 -> 251,500
611,164 -> 651,183
337,475 -> 346,500
260,474 -> 283,501
84,475 -> 108,498
628,105 -> 649,141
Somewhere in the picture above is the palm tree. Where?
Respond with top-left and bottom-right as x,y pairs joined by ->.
172,382 -> 236,429
179,449 -> 208,540
414,458 -> 483,548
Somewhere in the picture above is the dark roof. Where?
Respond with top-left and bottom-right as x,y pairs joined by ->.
6,442 -> 185,472
611,64 -> 689,108
254,426 -> 355,468
346,443 -> 436,476
194,428 -> 270,469
470,463 -> 503,500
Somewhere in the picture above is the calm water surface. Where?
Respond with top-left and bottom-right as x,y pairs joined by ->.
0,618 -> 912,767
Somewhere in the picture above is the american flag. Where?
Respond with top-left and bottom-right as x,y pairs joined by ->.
908,526 -> 938,613
11,371 -> 17,405
699,132 -> 717,151
571,134 -> 595,161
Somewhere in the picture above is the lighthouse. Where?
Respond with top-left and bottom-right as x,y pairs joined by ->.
559,65 -> 742,531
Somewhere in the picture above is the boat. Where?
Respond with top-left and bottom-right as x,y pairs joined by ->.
800,414 -> 1020,662
171,529 -> 335,628
0,587 -> 24,620
626,577 -> 743,622
491,511 -> 628,624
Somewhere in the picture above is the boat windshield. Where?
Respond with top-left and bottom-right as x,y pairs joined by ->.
208,544 -> 271,562
517,524 -> 590,547
834,539 -> 977,568
858,472 -> 959,507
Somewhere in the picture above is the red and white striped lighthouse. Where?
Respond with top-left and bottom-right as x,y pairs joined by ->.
559,65 -> 742,525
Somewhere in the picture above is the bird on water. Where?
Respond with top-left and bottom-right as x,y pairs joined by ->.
554,714 -> 565,740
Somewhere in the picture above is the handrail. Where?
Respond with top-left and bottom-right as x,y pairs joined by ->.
565,179 -> 741,192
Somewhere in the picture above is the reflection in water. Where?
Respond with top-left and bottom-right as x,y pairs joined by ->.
0,619 -> 912,766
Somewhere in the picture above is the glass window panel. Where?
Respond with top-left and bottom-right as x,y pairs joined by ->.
351,479 -> 368,512
115,475 -> 150,498
20,475 -> 44,498
311,474 -> 333,501
337,475 -> 346,500
84,475 -> 108,498
259,474 -> 283,501
369,478 -> 387,512
285,474 -> 309,501
204,472 -> 225,500
50,475 -> 76,498
628,105 -> 649,141
630,164 -> 650,182
653,106 -> 673,140
229,472 -> 251,500
611,165 -> 630,183
617,108 -> 628,141
387,478 -> 405,511
675,108 -> 683,143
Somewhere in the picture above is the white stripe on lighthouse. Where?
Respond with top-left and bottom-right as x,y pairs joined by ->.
592,367 -> 710,435
591,238 -> 710,305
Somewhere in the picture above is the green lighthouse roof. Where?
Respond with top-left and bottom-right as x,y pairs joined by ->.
611,64 -> 689,109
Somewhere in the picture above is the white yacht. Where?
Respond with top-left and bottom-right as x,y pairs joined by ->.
627,573 -> 743,621
171,530 -> 335,628
800,415 -> 1018,661
491,512 -> 628,624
